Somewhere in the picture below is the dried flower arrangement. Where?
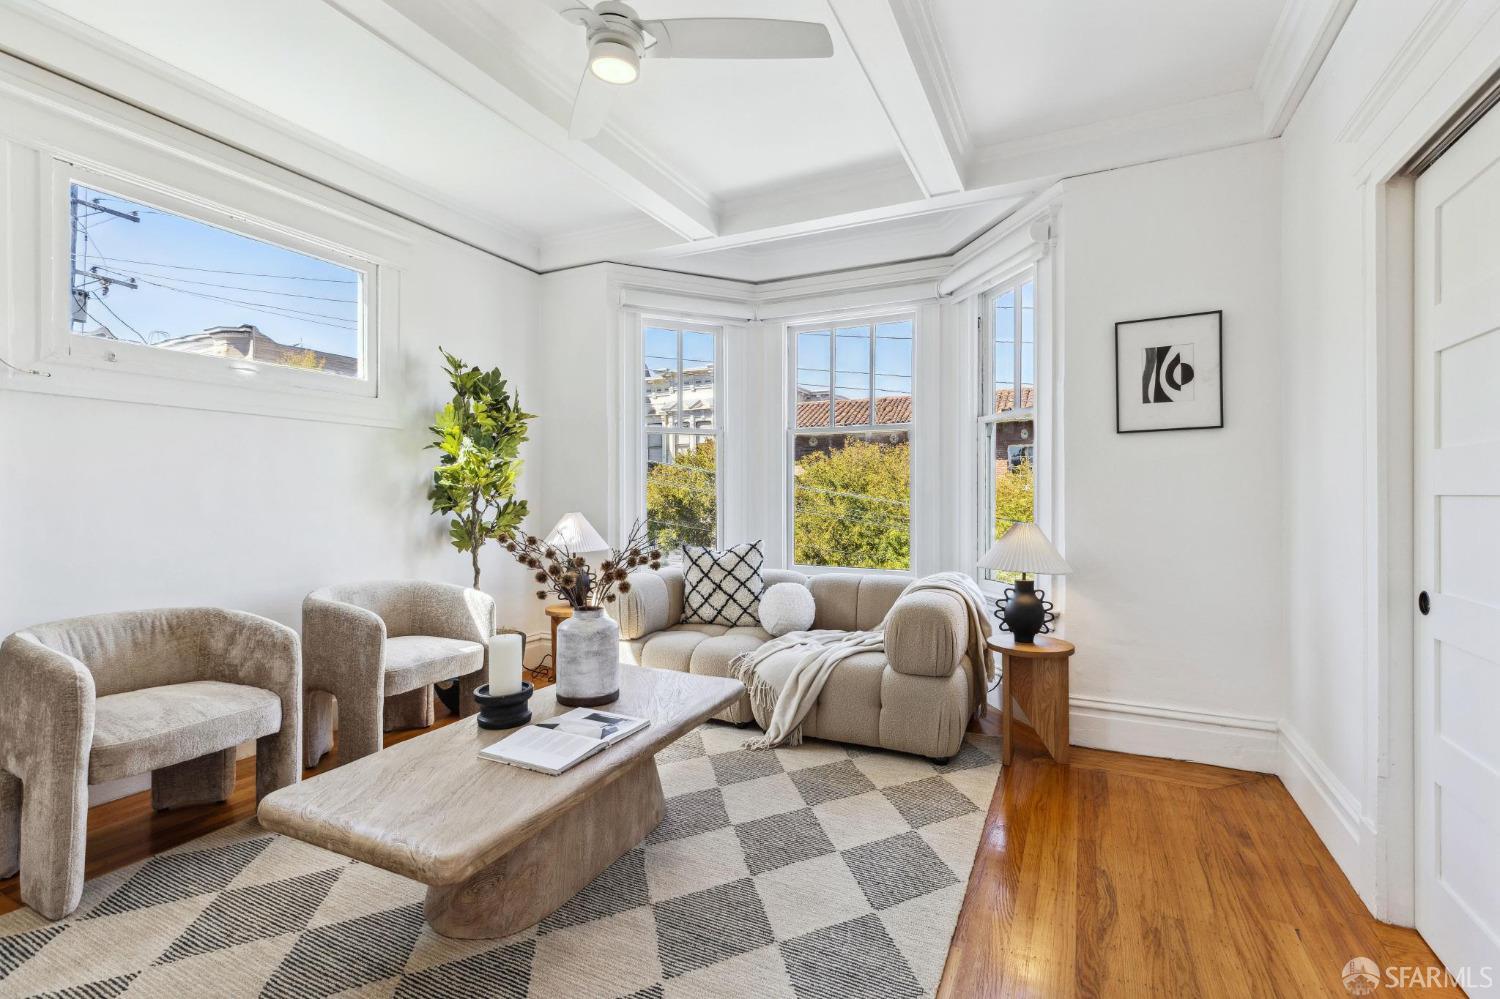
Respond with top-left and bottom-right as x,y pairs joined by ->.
503,519 -> 662,609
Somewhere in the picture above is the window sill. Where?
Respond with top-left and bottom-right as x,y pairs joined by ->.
1,352 -> 404,428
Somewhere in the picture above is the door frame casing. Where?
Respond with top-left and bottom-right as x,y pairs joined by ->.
1351,10 -> 1500,924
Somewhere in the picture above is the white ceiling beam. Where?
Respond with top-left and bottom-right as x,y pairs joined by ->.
825,0 -> 967,198
320,0 -> 719,241
1253,0 -> 1358,135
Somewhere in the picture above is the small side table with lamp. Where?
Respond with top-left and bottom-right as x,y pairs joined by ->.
979,523 -> 1076,765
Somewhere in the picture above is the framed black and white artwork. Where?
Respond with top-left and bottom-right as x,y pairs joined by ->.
1114,310 -> 1223,433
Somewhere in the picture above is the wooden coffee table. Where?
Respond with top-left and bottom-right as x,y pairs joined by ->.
258,667 -> 742,939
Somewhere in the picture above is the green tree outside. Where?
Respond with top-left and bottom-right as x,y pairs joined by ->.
644,439 -> 1034,570
646,438 -> 718,550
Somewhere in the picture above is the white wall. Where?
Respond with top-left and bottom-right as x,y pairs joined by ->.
0,58 -> 548,802
1055,140 -> 1285,769
1275,0 -> 1500,915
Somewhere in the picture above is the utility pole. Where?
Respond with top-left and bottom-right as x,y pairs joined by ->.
69,192 -> 140,332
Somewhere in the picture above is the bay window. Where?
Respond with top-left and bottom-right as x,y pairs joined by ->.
789,314 -> 914,570
643,321 -> 721,550
978,275 -> 1037,580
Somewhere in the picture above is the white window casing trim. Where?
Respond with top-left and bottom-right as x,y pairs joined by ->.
0,61 -> 410,428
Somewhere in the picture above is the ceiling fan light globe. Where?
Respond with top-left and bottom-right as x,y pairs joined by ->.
588,40 -> 639,85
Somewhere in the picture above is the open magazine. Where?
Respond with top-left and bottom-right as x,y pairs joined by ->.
478,708 -> 650,775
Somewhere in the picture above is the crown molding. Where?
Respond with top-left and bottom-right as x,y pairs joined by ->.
0,0 -> 543,268
1253,0 -> 1358,135
1335,0 -> 1467,146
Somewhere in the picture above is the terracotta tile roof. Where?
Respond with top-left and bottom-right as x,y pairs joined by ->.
794,387 -> 1033,429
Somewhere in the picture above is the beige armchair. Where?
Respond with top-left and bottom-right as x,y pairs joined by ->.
614,568 -> 982,761
0,607 -> 301,920
302,581 -> 492,769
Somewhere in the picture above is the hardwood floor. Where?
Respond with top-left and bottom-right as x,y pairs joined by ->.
1,710 -> 1457,997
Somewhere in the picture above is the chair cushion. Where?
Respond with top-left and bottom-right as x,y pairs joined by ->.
89,680 -> 281,784
383,635 -> 484,695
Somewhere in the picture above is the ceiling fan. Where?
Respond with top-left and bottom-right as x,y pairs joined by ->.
545,1 -> 834,140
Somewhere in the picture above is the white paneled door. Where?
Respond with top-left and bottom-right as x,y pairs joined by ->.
1414,103 -> 1500,996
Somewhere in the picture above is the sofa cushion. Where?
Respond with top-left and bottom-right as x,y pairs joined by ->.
810,573 -> 911,631
383,635 -> 484,695
681,542 -> 764,626
89,680 -> 281,784
750,645 -> 886,748
635,624 -> 729,672
759,582 -> 816,637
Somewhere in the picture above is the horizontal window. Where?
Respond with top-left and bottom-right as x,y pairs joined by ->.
67,182 -> 364,379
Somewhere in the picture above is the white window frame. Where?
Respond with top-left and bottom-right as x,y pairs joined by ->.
639,318 -> 725,549
45,160 -> 381,400
785,310 -> 916,574
976,269 -> 1041,582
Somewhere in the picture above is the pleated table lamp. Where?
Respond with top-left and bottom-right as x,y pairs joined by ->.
978,523 -> 1072,644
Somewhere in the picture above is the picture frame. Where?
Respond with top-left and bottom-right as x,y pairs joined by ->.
1114,310 -> 1223,433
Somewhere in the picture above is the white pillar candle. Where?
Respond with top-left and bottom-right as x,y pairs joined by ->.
488,633 -> 524,695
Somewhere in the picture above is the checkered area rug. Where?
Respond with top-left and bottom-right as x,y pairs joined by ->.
0,725 -> 1000,998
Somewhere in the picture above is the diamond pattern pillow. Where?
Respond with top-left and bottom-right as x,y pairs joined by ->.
681,541 -> 764,627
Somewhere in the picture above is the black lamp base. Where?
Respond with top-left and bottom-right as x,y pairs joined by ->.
994,579 -> 1055,645
474,682 -> 533,729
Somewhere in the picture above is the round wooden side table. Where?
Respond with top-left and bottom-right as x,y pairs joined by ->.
538,603 -> 573,684
987,634 -> 1076,765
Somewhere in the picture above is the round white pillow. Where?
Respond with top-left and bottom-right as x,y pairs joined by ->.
758,581 -> 816,637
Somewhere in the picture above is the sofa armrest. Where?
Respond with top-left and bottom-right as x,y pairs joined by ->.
0,634 -> 96,778
884,589 -> 968,678
611,567 -> 684,640
301,595 -> 385,694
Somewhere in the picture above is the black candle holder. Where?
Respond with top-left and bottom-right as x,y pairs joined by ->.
474,681 -> 533,730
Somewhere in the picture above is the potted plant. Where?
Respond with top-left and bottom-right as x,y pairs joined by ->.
502,520 -> 662,705
428,349 -> 534,588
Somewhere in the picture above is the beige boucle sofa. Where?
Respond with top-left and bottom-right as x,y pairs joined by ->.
0,608 -> 301,919
612,567 -> 982,761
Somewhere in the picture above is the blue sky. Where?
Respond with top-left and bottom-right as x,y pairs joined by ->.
797,319 -> 913,398
69,184 -> 360,357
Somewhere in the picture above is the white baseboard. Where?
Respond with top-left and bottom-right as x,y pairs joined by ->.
1276,720 -> 1364,887
1067,694 -> 1281,772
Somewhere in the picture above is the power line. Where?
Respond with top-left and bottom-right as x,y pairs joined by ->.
93,264 -> 358,303
123,276 -> 358,327
84,297 -> 149,345
83,255 -> 357,283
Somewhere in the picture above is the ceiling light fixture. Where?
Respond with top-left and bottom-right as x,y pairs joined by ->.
588,39 -> 639,85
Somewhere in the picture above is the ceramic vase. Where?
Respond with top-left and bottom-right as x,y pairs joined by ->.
555,606 -> 620,706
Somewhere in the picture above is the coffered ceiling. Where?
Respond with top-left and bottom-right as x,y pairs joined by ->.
1,0 -> 1353,277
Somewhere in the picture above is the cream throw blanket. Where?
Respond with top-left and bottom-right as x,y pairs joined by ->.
729,572 -> 995,750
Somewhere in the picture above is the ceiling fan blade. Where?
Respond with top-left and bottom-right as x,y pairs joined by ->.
569,67 -> 615,140
641,18 -> 833,60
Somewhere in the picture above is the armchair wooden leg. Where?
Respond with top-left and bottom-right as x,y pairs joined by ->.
152,748 -> 236,811
0,768 -> 19,879
304,689 -> 336,769
384,686 -> 434,732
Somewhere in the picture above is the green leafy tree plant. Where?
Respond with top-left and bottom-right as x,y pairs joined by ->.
644,438 -> 718,550
428,349 -> 535,587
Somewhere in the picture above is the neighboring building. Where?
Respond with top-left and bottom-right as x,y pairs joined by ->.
158,324 -> 358,376
792,387 -> 1035,464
